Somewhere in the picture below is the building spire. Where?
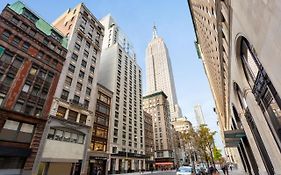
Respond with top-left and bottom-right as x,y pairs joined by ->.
153,23 -> 158,39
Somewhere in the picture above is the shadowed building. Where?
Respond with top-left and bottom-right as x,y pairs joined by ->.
188,0 -> 281,174
143,111 -> 154,171
0,1 -> 67,174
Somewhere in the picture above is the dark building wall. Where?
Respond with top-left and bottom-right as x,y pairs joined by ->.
0,2 -> 66,172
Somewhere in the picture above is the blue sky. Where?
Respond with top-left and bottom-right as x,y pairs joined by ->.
0,0 -> 224,150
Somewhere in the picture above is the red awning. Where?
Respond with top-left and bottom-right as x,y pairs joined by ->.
155,162 -> 173,166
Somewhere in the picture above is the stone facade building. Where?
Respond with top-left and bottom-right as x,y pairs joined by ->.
143,91 -> 174,170
188,0 -> 281,174
0,1 -> 67,174
36,3 -> 104,175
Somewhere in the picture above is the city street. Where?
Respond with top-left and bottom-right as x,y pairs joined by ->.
115,169 -> 246,175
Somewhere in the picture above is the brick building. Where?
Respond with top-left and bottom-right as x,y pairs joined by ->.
0,1 -> 67,174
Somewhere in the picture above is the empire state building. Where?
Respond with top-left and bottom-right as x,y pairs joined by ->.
145,26 -> 182,121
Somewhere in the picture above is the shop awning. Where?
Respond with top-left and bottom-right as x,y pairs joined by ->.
224,129 -> 245,147
155,162 -> 173,166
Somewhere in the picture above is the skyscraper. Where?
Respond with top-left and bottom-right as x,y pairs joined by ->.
194,104 -> 205,126
145,26 -> 182,122
99,15 -> 145,173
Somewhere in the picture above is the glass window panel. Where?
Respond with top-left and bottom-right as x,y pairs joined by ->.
71,133 -> 78,143
54,130 -> 63,140
20,123 -> 34,133
22,84 -> 30,92
3,120 -> 19,130
14,102 -> 23,112
78,135 -> 84,144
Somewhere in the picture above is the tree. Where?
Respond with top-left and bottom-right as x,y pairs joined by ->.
181,124 -> 217,167
213,146 -> 222,162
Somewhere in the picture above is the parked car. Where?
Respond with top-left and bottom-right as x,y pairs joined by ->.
176,166 -> 195,175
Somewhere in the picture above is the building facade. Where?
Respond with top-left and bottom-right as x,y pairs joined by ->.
143,111 -> 154,171
194,104 -> 205,126
145,26 -> 182,122
188,0 -> 281,174
87,83 -> 113,175
99,15 -> 145,173
0,1 -> 67,175
36,3 -> 104,175
143,91 -> 174,170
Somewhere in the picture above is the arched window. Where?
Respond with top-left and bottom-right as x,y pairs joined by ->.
234,82 -> 274,174
240,38 -> 281,150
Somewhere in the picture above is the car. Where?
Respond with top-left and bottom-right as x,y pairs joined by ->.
176,166 -> 195,175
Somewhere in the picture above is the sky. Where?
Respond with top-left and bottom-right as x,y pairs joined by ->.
0,0 -> 224,150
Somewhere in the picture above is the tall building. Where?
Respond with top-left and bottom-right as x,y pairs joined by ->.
0,1 -> 67,174
194,104 -> 205,125
143,111 -> 154,171
99,15 -> 145,173
188,0 -> 281,174
145,26 -> 182,122
36,3 -> 104,175
143,91 -> 174,170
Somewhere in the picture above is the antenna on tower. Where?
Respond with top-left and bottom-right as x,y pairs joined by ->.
153,22 -> 158,39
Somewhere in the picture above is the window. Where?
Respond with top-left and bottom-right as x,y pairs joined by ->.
86,41 -> 90,49
65,76 -> 72,86
76,82 -> 82,91
97,103 -> 109,115
79,114 -> 87,124
22,42 -> 30,52
61,90 -> 69,100
88,76 -> 93,84
37,51 -> 44,59
84,100 -> 89,108
22,9 -> 38,23
114,129 -> 118,136
29,30 -> 36,37
31,85 -> 41,96
46,73 -> 54,82
20,23 -> 28,31
24,104 -> 34,115
29,67 -> 38,76
43,38 -> 49,46
68,110 -> 78,122
81,60 -> 87,68
2,30 -> 11,41
71,53 -> 78,61
3,73 -> 15,86
74,43 -> 80,52
74,95 -> 80,103
56,106 -> 67,118
77,34 -> 83,42
0,120 -> 34,143
93,48 -> 98,55
12,36 -> 21,46
14,101 -> 23,112
79,71 -> 85,78
1,51 -> 13,64
90,66 -> 95,74
96,115 -> 108,126
84,50 -> 89,58
12,57 -> 23,69
38,70 -> 47,79
0,93 -> 5,106
68,64 -> 75,73
47,128 -> 85,144
95,127 -> 108,138
22,83 -> 30,93
93,141 -> 106,152
86,87 -> 91,96
11,17 -> 19,24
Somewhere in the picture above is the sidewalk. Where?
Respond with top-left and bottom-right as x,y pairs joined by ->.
218,169 -> 246,175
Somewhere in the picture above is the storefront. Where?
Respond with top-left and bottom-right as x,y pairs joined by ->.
88,156 -> 108,175
155,162 -> 174,170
